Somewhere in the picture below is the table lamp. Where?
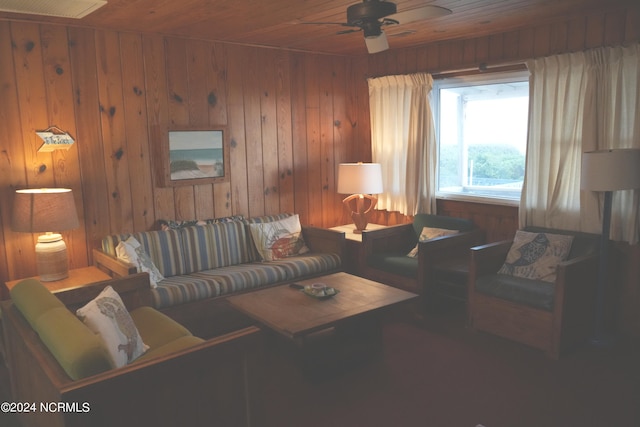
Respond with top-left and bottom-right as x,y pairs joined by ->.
337,162 -> 383,233
11,188 -> 80,281
581,148 -> 640,345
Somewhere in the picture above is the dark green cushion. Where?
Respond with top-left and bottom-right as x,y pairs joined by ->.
367,253 -> 418,278
475,274 -> 555,311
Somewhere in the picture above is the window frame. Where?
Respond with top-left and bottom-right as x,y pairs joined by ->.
432,70 -> 530,206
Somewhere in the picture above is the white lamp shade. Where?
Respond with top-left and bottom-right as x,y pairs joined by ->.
581,149 -> 640,191
337,163 -> 383,195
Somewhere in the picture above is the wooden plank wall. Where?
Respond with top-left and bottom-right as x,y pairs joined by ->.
0,23 -> 368,290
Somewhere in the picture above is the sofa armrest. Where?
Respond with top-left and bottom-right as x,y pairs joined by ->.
302,226 -> 346,256
361,223 -> 414,256
93,248 -> 137,278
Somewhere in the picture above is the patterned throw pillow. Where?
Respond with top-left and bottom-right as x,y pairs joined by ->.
115,236 -> 164,288
76,286 -> 149,368
248,214 -> 309,261
407,227 -> 459,257
498,230 -> 574,283
158,215 -> 245,230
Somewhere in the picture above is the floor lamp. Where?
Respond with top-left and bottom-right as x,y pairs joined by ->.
337,162 -> 383,233
581,148 -> 640,345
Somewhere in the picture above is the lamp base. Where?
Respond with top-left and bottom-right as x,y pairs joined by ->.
36,233 -> 69,282
342,193 -> 378,234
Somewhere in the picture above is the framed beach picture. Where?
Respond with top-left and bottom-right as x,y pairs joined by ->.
159,128 -> 230,187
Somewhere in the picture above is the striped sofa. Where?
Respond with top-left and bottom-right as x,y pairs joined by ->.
93,213 -> 345,337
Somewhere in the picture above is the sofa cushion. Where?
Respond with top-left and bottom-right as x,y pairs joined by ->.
475,273 -> 555,311
367,253 -> 418,278
102,229 -> 186,277
151,262 -> 289,309
10,279 -> 112,380
180,220 -> 254,273
244,213 -> 293,261
77,286 -> 149,368
130,306 -> 193,349
267,253 -> 342,279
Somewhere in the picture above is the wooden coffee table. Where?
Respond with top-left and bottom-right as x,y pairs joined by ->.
226,272 -> 418,345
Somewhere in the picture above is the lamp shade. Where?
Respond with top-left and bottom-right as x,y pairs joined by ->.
337,163 -> 383,195
581,149 -> 640,191
12,188 -> 79,233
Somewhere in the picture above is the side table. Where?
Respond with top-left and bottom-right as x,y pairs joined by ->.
3,266 -> 112,295
330,224 -> 387,276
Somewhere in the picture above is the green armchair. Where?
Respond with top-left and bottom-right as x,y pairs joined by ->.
360,214 -> 485,302
467,226 -> 600,358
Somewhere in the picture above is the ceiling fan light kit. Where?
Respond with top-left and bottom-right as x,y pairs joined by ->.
306,0 -> 452,54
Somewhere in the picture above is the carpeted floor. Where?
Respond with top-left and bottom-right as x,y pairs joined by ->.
259,305 -> 639,427
1,304 -> 637,427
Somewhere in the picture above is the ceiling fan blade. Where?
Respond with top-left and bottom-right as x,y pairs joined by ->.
365,31 -> 389,54
389,5 -> 452,25
337,28 -> 361,35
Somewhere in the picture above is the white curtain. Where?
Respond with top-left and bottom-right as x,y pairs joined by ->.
521,43 -> 640,244
368,73 -> 437,216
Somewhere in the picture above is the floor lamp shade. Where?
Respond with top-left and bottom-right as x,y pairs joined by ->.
11,188 -> 80,281
337,163 -> 383,233
580,148 -> 640,345
581,149 -> 640,191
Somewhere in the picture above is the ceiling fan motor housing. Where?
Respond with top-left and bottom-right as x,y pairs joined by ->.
347,0 -> 397,25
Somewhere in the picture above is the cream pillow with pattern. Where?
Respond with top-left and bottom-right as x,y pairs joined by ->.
76,286 -> 149,368
498,231 -> 574,283
116,236 -> 164,288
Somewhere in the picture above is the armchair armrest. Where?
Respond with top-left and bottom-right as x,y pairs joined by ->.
551,253 -> 599,355
302,226 -> 346,256
469,240 -> 512,279
418,229 -> 486,265
361,223 -> 414,256
93,248 -> 137,278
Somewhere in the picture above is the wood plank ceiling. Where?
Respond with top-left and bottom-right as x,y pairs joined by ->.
0,0 -> 636,56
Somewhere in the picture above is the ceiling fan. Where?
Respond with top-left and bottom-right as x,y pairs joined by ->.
303,0 -> 452,54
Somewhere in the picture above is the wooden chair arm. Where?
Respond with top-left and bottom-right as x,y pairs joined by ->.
469,240 -> 512,279
92,248 -> 137,278
418,229 -> 486,263
301,226 -> 346,256
361,223 -> 414,256
54,273 -> 153,312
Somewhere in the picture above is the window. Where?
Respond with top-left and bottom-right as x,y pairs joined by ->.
433,71 -> 529,203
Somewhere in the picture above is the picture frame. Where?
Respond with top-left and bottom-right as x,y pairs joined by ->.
158,128 -> 230,187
